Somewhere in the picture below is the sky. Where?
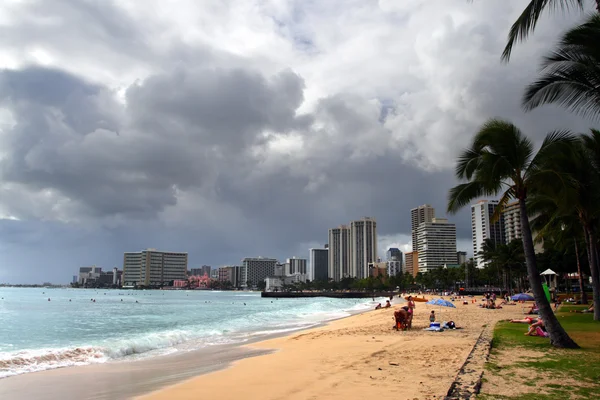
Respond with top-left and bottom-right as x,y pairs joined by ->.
0,0 -> 598,284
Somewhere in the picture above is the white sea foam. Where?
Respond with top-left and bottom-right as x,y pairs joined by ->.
0,289 -> 373,378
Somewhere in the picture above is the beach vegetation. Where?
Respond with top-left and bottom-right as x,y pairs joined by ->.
447,118 -> 579,348
479,306 -> 600,399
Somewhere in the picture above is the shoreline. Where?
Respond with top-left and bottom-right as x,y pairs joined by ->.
0,297 -> 382,399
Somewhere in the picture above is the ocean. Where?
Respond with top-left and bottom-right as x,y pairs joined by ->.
0,287 -> 377,379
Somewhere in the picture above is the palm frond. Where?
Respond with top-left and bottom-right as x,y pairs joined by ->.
523,14 -> 600,118
528,129 -> 577,175
447,181 -> 489,214
501,0 -> 585,62
455,148 -> 483,180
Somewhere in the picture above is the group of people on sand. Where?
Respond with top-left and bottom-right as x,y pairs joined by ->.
375,300 -> 392,310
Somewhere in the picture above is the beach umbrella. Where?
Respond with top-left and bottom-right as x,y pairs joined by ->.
512,293 -> 534,301
426,298 -> 456,320
426,298 -> 456,308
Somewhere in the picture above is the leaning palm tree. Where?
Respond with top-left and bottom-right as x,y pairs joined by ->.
523,14 -> 600,119
532,135 -> 600,319
448,118 -> 579,348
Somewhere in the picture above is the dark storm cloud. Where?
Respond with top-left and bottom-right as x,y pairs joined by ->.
0,65 -> 307,220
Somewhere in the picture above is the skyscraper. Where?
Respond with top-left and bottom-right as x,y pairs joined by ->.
411,204 -> 435,251
503,201 -> 522,243
350,217 -> 378,279
386,247 -> 402,261
309,248 -> 329,282
471,200 -> 506,268
286,257 -> 307,275
416,218 -> 457,273
328,225 -> 351,281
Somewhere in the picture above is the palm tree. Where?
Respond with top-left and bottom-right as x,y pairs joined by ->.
523,14 -> 600,118
529,200 -> 589,304
472,0 -> 600,61
448,118 -> 579,348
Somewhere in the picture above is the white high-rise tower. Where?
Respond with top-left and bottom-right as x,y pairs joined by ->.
349,217 -> 378,279
471,200 -> 506,268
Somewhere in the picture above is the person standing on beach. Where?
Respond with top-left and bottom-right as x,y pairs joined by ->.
406,296 -> 416,328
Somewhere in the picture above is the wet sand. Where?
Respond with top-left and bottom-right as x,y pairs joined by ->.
0,343 -> 271,400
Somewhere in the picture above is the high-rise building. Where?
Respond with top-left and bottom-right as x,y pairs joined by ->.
310,248 -> 329,281
404,251 -> 419,277
349,217 -> 378,279
503,201 -> 522,243
416,218 -> 457,273
411,204 -> 435,251
286,257 -> 307,275
502,201 -> 544,253
471,200 -> 506,268
242,257 -> 277,288
122,249 -> 188,287
328,225 -> 351,281
386,247 -> 402,261
457,251 -> 467,265
386,260 -> 403,276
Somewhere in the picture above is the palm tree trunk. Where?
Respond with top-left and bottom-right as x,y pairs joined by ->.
584,228 -> 600,321
519,199 -> 579,348
591,234 -> 600,320
574,239 -> 588,304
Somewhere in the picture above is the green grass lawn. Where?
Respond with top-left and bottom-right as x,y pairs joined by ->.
479,305 -> 600,400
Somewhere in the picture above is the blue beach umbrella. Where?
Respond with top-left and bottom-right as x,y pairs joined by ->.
512,293 -> 534,302
426,298 -> 456,308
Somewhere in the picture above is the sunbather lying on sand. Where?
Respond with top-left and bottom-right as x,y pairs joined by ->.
510,317 -> 537,324
525,318 -> 548,337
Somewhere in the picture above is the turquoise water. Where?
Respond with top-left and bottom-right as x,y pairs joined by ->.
0,288 -> 376,378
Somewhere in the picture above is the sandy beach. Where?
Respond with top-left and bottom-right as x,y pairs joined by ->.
139,298 -> 526,400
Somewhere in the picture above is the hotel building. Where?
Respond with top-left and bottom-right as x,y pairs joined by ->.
411,204 -> 435,250
416,218 -> 457,273
122,249 -> 188,287
242,257 -> 277,288
309,247 -> 329,281
503,201 -> 522,243
471,200 -> 506,268
349,217 -> 378,279
328,225 -> 351,281
286,257 -> 307,275
404,251 -> 419,277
